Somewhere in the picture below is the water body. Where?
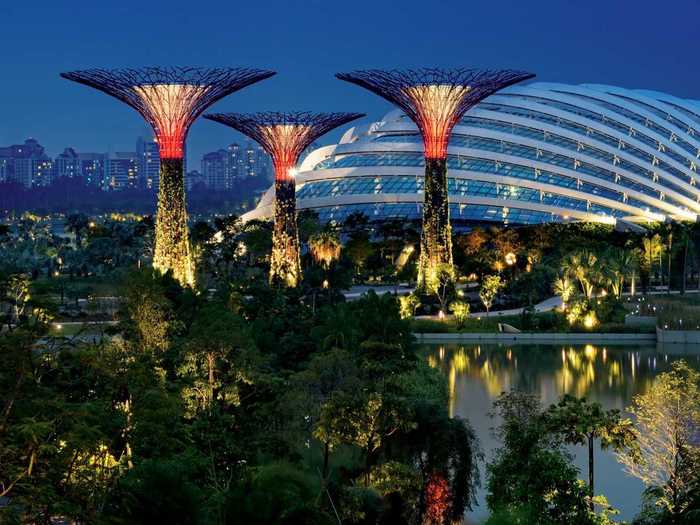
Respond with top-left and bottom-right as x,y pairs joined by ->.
420,342 -> 700,523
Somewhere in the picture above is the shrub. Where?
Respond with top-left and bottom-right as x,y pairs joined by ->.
410,319 -> 451,333
449,300 -> 470,328
399,293 -> 421,319
593,296 -> 626,324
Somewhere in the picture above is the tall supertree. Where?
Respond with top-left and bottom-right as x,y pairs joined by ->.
61,67 -> 275,286
204,112 -> 364,287
336,68 -> 534,291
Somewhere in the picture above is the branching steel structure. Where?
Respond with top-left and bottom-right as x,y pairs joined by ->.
205,112 -> 364,286
61,67 -> 275,286
336,68 -> 534,291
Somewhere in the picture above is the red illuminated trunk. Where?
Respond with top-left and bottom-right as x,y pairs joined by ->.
157,134 -> 186,160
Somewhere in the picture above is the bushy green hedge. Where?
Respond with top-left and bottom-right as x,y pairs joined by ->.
410,310 -> 654,334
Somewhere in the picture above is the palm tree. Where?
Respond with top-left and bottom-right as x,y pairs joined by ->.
65,213 -> 90,248
553,275 -> 575,307
603,248 -> 635,298
673,223 -> 693,294
308,231 -> 342,269
562,250 -> 598,299
642,234 -> 662,283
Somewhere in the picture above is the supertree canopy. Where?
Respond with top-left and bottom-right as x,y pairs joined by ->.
205,112 -> 364,287
61,67 -> 275,286
336,68 -> 534,292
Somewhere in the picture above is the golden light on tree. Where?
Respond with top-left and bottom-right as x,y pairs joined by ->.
309,231 -> 342,269
616,362 -> 700,521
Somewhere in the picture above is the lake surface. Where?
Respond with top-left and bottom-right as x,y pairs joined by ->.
420,342 -> 700,523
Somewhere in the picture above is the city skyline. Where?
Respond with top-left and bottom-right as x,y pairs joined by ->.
1,0 -> 698,172
0,134 -> 273,190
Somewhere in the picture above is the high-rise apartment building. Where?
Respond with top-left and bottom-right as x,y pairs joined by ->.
201,142 -> 272,189
106,152 -> 139,190
226,143 -> 243,182
202,149 -> 228,189
54,148 -> 80,179
186,170 -> 206,190
136,136 -> 160,190
78,153 -> 106,187
0,139 -> 52,187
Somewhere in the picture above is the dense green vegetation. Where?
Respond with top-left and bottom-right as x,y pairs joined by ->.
409,308 -> 655,334
1,272 -> 482,524
3,212 -> 700,523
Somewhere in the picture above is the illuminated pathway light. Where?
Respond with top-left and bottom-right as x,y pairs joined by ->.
336,68 -> 535,291
205,112 -> 364,286
61,67 -> 275,286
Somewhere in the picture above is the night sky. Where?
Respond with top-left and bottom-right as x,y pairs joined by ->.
1,0 -> 698,169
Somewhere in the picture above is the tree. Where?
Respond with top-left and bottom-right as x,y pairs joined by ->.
456,227 -> 487,256
314,389 -> 410,485
291,348 -> 360,479
486,391 -> 594,524
344,234 -> 375,276
424,472 -> 450,524
492,227 -> 521,262
5,273 -> 31,327
398,293 -> 421,320
674,223 -> 692,294
398,402 -> 481,524
616,361 -> 700,523
178,303 -> 255,414
603,247 -> 635,298
480,275 -> 504,313
642,233 -> 664,288
562,250 -> 599,299
553,275 -> 576,308
124,269 -> 181,353
65,212 -> 90,248
225,463 -> 334,525
545,395 -> 638,508
112,459 -> 205,525
308,231 -> 342,269
311,303 -> 360,351
425,262 -> 455,314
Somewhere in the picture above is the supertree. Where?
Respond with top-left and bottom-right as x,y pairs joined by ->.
61,67 -> 275,286
336,68 -> 534,291
204,112 -> 364,287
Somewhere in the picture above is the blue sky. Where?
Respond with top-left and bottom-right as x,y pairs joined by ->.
1,0 -> 698,169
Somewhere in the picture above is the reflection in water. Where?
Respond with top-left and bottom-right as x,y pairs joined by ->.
423,343 -> 700,523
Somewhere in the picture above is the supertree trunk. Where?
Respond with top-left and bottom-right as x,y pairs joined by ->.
270,178 -> 301,287
418,157 -> 453,289
153,158 -> 194,286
